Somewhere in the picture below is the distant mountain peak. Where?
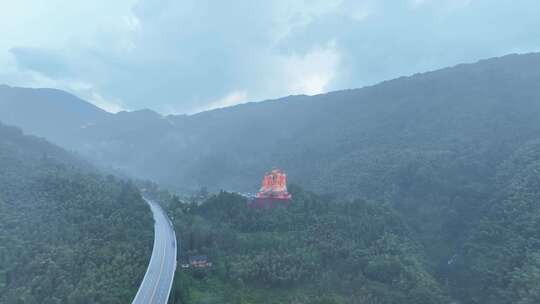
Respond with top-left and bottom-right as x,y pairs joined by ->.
0,85 -> 111,147
119,108 -> 162,117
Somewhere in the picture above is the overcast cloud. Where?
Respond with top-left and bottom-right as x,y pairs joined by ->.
1,0 -> 539,113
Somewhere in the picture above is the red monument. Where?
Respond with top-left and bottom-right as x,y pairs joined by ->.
251,168 -> 292,208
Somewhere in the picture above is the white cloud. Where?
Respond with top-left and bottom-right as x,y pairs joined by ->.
411,0 -> 474,11
338,0 -> 374,21
282,42 -> 341,96
0,0 -> 137,50
89,92 -> 126,113
1,0 -> 539,115
188,90 -> 249,114
122,14 -> 141,32
0,0 -> 139,113
2,68 -> 125,113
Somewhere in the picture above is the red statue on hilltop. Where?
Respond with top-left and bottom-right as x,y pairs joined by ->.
251,168 -> 292,208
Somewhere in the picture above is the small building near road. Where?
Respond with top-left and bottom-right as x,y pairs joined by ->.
189,255 -> 212,268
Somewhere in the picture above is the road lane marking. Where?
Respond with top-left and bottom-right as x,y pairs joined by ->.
133,199 -> 176,304
132,202 -> 160,304
149,218 -> 167,303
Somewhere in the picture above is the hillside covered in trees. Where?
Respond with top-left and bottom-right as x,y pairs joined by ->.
159,189 -> 447,304
3,52 -> 540,303
151,178 -> 540,304
153,52 -> 540,198
2,53 -> 540,200
0,123 -> 153,303
447,140 -> 540,304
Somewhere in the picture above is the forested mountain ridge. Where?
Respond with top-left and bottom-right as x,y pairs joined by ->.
2,52 -> 540,196
159,189 -> 449,304
0,123 -> 153,303
0,85 -> 111,147
3,52 -> 540,303
0,121 -> 82,167
448,140 -> 540,304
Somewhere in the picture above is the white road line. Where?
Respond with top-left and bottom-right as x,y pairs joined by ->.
132,199 -> 177,304
149,224 -> 167,303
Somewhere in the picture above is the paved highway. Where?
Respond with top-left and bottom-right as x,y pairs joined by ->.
132,198 -> 177,304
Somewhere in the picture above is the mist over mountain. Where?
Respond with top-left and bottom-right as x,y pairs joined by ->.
3,53 -> 540,196
3,52 -> 540,303
5,0 -> 540,302
0,85 -> 111,146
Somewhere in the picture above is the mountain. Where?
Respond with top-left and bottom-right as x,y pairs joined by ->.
3,53 -> 540,198
3,52 -> 540,303
166,189 -> 448,304
0,84 -> 111,146
0,122 -> 153,303
448,140 -> 540,303
3,51 -> 540,253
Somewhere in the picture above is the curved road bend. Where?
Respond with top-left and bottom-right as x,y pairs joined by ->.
132,198 -> 177,304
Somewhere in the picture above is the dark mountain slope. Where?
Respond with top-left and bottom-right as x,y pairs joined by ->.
0,123 -> 152,303
3,53 -> 540,267
448,139 -> 540,304
161,52 -> 540,195
3,53 -> 540,303
74,53 -> 540,198
3,53 -> 540,198
0,85 -> 111,146
165,189 -> 448,303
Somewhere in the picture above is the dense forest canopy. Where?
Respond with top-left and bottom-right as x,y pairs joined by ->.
156,188 -> 447,304
448,140 -> 540,304
0,123 -> 153,303
150,172 -> 540,304
2,52 -> 540,304
2,53 -> 540,199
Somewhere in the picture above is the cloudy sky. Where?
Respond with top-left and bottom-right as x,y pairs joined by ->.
1,0 -> 539,114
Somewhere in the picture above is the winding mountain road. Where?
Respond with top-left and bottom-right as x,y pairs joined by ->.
132,198 -> 177,304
